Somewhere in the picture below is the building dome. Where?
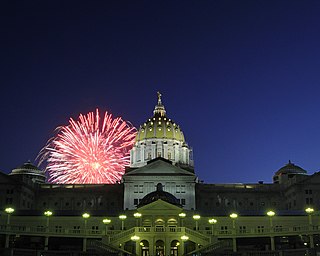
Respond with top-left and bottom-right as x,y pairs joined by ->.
9,160 -> 46,184
137,183 -> 182,207
130,92 -> 193,169
135,116 -> 185,142
135,92 -> 185,142
273,160 -> 307,184
275,160 -> 307,176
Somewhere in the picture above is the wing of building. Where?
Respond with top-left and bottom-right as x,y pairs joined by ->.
0,93 -> 320,256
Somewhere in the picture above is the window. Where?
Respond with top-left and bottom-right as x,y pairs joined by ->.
134,199 -> 138,205
176,185 -> 181,193
134,185 -> 138,193
181,185 -> 186,193
257,226 -> 265,233
6,198 -> 13,204
239,226 -> 246,234
220,226 -> 228,234
91,226 -> 99,234
305,189 -> 313,194
306,198 -> 313,204
181,199 -> 186,205
168,152 -> 171,159
139,185 -> 143,193
158,152 -> 161,157
73,226 -> 80,234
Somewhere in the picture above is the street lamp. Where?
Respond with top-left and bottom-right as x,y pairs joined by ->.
267,210 -> 275,229
119,214 -> 127,230
229,213 -> 238,252
5,207 -> 14,225
267,210 -> 276,251
305,207 -> 315,248
4,207 -> 14,249
82,213 -> 90,233
208,218 -> 217,235
44,210 -> 53,228
131,235 -> 140,241
305,207 -> 314,225
82,213 -> 90,252
193,214 -> 201,230
44,210 -> 53,251
102,218 -> 111,235
181,235 -> 189,255
134,212 -> 142,226
229,213 -> 238,228
179,212 -> 186,226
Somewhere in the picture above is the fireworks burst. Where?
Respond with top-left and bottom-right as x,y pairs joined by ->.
38,109 -> 137,184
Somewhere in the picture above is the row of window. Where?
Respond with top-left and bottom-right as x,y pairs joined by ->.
133,184 -> 186,194
134,198 -> 186,205
41,201 -> 116,207
204,201 -> 277,207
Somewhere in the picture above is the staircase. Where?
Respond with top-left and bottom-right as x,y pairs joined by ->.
88,239 -> 134,256
185,227 -> 211,245
186,239 -> 233,255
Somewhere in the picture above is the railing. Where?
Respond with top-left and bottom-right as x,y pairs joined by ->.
0,225 -> 103,237
200,224 -> 320,238
1,223 -> 320,240
136,226 -> 183,233
185,227 -> 211,242
109,227 -> 135,242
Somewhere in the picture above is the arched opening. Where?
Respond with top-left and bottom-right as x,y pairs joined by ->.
155,219 -> 165,232
167,218 -> 178,231
155,240 -> 164,256
140,240 -> 149,256
170,240 -> 180,256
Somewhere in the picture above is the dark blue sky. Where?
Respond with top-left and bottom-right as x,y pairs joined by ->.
1,0 -> 320,183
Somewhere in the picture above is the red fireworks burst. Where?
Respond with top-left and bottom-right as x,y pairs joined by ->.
38,109 -> 136,184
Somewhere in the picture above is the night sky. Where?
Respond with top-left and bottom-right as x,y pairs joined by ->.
1,0 -> 320,184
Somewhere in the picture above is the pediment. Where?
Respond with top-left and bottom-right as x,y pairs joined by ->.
138,199 -> 182,215
124,158 -> 194,176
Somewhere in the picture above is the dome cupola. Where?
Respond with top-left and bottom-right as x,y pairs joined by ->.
130,92 -> 193,169
9,160 -> 46,184
273,160 -> 307,184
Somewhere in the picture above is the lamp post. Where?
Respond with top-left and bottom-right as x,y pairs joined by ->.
193,214 -> 201,231
179,212 -> 186,227
266,211 -> 275,251
102,218 -> 111,235
134,212 -> 142,227
229,213 -> 238,252
82,212 -> 90,252
305,207 -> 315,248
208,218 -> 217,235
131,235 -> 140,255
44,210 -> 53,228
44,210 -> 53,251
267,211 -> 275,229
181,235 -> 189,255
119,214 -> 127,230
4,207 -> 14,248
5,207 -> 14,225
305,207 -> 314,225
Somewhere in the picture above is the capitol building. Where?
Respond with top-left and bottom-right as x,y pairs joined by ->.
1,94 -> 320,256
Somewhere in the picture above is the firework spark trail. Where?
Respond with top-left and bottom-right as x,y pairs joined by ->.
38,109 -> 137,184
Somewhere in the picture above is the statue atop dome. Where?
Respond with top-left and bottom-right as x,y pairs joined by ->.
153,91 -> 166,117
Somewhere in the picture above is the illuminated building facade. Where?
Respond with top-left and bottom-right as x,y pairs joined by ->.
1,94 -> 320,255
